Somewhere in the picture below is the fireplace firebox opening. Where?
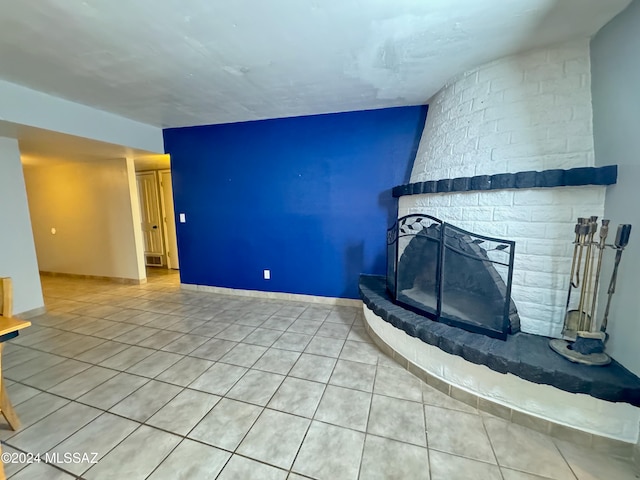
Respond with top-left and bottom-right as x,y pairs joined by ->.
387,214 -> 519,340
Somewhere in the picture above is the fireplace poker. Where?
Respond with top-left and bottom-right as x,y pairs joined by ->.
565,220 -> 583,310
600,224 -> 632,334
588,219 -> 609,331
577,216 -> 598,331
571,218 -> 589,289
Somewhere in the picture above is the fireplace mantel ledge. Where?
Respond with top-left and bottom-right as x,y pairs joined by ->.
392,165 -> 617,198
359,274 -> 640,449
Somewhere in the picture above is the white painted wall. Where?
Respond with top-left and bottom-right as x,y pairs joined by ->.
0,137 -> 44,315
0,79 -> 163,153
591,0 -> 640,376
24,158 -> 146,282
401,40 -> 606,337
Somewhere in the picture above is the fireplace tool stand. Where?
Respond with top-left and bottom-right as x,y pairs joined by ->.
550,218 -> 632,366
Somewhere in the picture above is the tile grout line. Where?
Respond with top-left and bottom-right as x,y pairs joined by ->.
356,354 -> 381,480
551,438 -> 581,480
422,384 -> 433,480
285,335 -> 345,478
479,413 -> 504,479
480,413 -> 509,480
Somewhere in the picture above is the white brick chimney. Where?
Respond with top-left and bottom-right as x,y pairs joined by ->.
399,39 -> 606,337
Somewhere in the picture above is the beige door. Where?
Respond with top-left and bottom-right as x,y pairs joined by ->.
159,170 -> 179,270
136,172 -> 165,265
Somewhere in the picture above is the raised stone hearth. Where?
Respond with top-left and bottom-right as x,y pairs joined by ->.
360,274 -> 640,445
361,275 -> 640,405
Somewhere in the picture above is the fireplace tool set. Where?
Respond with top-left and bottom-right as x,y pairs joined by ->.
550,217 -> 632,366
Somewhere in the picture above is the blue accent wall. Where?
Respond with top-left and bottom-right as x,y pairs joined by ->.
163,106 -> 427,299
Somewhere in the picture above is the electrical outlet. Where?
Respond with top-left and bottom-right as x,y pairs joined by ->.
263,269 -> 271,280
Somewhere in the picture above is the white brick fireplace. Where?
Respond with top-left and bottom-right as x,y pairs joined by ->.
399,39 -> 607,338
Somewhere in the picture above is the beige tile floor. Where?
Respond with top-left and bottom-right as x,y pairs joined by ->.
0,270 -> 638,479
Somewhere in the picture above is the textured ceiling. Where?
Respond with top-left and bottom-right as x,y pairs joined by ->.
0,0 -> 630,128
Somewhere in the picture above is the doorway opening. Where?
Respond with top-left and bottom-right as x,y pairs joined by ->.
20,130 -> 163,287
135,155 -> 180,271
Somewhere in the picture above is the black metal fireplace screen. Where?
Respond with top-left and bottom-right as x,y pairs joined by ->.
387,215 -> 519,340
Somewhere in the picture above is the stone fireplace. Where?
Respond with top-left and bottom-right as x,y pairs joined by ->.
400,38 -> 607,338
359,38 -> 640,448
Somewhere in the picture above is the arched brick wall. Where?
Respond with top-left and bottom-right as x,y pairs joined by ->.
400,39 -> 606,337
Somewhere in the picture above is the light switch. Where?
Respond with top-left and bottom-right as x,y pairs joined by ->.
179,213 -> 186,223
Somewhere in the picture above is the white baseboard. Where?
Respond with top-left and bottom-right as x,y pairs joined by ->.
181,283 -> 361,307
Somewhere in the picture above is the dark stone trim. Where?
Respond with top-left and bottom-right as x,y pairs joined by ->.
359,274 -> 640,406
392,165 -> 617,198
